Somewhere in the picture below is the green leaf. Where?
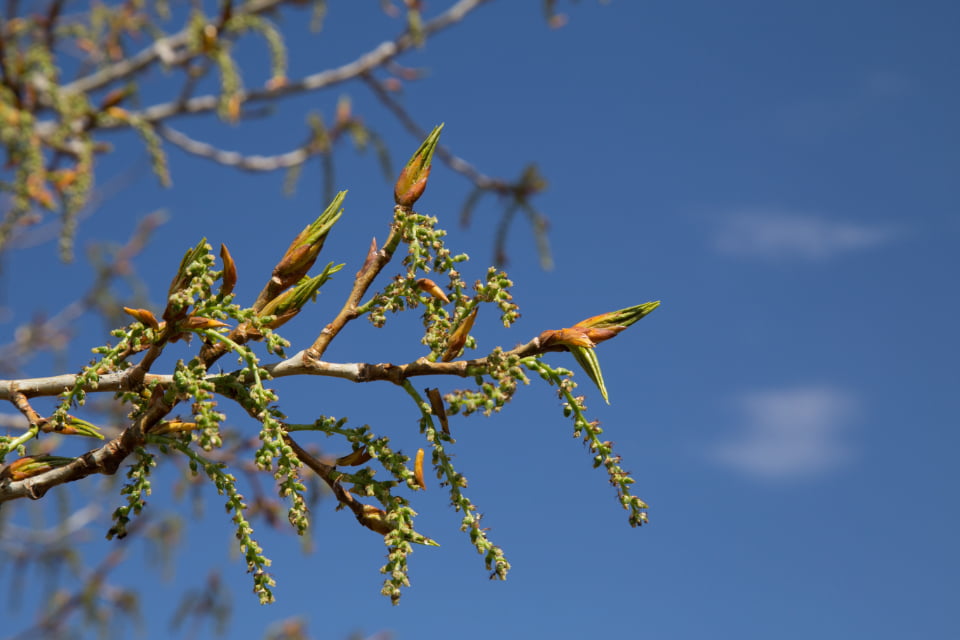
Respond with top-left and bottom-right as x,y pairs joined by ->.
569,345 -> 609,404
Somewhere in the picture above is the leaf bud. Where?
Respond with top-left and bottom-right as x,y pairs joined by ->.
394,124 -> 443,207
442,306 -> 478,362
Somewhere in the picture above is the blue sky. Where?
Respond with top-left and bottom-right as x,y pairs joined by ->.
2,1 -> 958,639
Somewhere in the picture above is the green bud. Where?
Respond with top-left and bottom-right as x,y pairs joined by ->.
259,262 -> 344,328
274,191 -> 347,287
573,301 -> 660,330
394,124 -> 443,207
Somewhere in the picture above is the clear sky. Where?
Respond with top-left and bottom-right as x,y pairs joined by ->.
2,2 -> 958,639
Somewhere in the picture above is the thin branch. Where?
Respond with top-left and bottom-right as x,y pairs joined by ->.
58,0 -> 287,98
0,425 -> 143,501
282,433 -> 397,537
156,123 -> 314,171
0,337 -> 546,404
9,388 -> 44,426
38,0 -> 493,135
306,224 -> 402,360
0,329 -> 548,504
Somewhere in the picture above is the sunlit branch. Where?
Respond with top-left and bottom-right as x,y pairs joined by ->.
157,124 -> 315,171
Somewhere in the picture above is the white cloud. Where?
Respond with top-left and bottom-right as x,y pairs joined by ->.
710,387 -> 858,479
713,210 -> 896,261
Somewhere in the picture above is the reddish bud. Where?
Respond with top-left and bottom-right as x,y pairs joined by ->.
122,306 -> 161,330
442,306 -> 478,362
394,124 -> 443,207
538,327 -> 595,350
219,243 -> 237,296
426,388 -> 450,435
416,277 -> 450,303
414,448 -> 427,490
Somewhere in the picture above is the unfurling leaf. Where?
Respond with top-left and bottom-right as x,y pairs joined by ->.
573,301 -> 660,332
167,239 -> 210,297
165,238 -> 210,321
569,344 -> 610,404
264,192 -> 347,308
62,415 -> 106,439
1,455 -> 75,481
259,263 -> 344,328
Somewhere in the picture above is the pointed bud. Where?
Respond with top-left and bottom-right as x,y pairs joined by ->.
416,278 -> 450,303
573,301 -> 660,331
426,387 -> 450,435
122,307 -> 160,330
394,124 -> 443,207
259,263 -> 344,328
442,306 -> 478,362
413,448 -> 427,490
271,192 -> 346,292
219,243 -> 237,296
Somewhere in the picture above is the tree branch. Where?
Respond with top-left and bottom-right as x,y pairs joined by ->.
57,0 -> 288,98
156,123 -> 315,171
0,425 -> 143,502
0,329 -> 548,505
0,337 -> 546,403
39,0 -> 493,134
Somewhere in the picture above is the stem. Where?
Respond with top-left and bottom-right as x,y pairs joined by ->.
0,423 -> 39,459
307,207 -> 407,359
